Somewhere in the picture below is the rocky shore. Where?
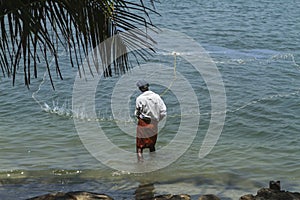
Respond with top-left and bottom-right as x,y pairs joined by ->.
27,181 -> 300,200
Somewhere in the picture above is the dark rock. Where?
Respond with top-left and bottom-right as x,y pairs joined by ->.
153,194 -> 191,200
198,194 -> 221,200
240,188 -> 300,200
269,180 -> 281,191
27,191 -> 114,200
239,194 -> 255,200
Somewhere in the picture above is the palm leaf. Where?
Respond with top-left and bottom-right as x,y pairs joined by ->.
0,0 -> 158,88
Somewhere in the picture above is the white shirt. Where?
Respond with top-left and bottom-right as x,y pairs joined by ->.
135,91 -> 167,122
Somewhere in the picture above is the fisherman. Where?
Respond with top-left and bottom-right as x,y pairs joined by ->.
135,80 -> 167,161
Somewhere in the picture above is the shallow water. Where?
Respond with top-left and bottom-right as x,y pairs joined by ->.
1,0 -> 300,199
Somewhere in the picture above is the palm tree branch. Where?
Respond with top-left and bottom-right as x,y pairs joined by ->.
0,0 -> 158,88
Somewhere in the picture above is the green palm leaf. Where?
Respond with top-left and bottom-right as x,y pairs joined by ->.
0,0 -> 158,88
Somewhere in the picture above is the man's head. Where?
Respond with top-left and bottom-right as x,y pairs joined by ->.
136,80 -> 149,92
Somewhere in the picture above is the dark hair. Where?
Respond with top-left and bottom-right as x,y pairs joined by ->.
139,84 -> 149,92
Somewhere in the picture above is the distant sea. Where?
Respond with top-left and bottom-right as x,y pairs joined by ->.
1,0 -> 300,199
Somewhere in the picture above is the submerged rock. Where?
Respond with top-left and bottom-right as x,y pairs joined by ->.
153,194 -> 191,200
198,194 -> 220,200
27,191 -> 192,200
27,191 -> 113,200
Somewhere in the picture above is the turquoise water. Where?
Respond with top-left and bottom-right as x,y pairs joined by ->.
1,0 -> 300,199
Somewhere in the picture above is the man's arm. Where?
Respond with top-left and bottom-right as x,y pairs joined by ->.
158,96 -> 167,121
135,97 -> 141,118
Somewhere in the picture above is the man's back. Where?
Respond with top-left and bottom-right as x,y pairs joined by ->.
136,90 -> 167,122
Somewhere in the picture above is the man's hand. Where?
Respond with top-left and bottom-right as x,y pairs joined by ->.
136,110 -> 142,119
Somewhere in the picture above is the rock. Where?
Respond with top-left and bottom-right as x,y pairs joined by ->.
256,188 -> 300,200
153,194 -> 191,200
240,188 -> 300,200
240,180 -> 300,200
198,194 -> 221,200
269,180 -> 281,191
239,194 -> 255,200
27,191 -> 114,200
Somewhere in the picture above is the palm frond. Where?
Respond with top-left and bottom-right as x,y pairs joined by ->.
0,0 -> 158,88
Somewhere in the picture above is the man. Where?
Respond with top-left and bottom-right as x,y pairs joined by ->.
135,80 -> 167,161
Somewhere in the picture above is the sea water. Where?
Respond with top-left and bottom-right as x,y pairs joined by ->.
1,0 -> 300,199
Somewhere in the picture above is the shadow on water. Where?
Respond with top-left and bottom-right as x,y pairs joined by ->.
134,183 -> 155,200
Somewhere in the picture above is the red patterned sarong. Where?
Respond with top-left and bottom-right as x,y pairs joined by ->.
136,119 -> 158,150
